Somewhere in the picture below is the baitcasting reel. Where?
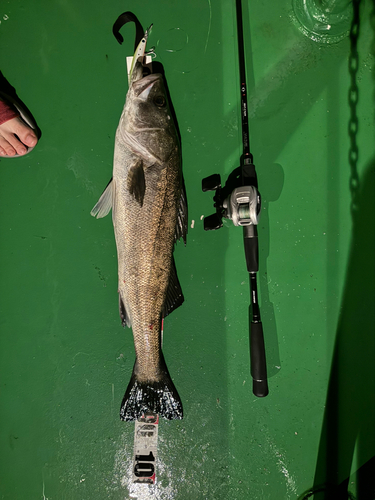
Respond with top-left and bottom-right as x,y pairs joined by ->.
202,170 -> 261,231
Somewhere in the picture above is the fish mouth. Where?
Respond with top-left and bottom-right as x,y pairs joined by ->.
133,73 -> 161,99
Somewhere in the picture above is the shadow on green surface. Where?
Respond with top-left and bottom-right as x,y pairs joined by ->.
301,1 -> 375,496
299,160 -> 375,499
257,161 -> 284,377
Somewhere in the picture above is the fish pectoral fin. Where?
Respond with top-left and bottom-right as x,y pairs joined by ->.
119,295 -> 131,328
175,179 -> 188,244
90,178 -> 114,218
127,159 -> 146,207
163,256 -> 184,318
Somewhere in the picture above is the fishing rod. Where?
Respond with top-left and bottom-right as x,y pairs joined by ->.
202,0 -> 268,397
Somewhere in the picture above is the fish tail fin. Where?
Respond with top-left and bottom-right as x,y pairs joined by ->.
120,356 -> 183,421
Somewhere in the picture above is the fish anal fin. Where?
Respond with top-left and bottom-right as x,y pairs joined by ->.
163,257 -> 184,318
127,159 -> 145,207
91,178 -> 114,218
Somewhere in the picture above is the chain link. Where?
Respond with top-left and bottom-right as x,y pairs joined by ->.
348,0 -> 361,214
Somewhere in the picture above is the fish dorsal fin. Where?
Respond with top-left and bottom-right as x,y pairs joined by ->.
175,181 -> 188,244
91,179 -> 114,218
127,159 -> 146,207
163,257 -> 184,318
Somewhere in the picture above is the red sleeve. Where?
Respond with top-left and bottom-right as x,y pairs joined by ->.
0,100 -> 20,126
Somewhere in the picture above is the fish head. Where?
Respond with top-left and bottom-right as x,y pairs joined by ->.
123,62 -> 179,163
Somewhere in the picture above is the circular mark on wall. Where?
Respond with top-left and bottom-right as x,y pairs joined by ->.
157,28 -> 189,54
156,27 -> 196,74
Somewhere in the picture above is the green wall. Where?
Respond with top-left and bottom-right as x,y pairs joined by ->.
0,0 -> 374,498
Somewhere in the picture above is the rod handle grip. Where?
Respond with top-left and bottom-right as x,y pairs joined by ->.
250,321 -> 269,397
243,226 -> 258,273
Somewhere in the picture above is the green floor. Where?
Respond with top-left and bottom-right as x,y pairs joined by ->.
1,1 -> 374,499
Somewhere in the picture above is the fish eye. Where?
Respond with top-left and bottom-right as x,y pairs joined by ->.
153,96 -> 166,108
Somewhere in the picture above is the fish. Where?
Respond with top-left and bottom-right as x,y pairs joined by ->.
91,59 -> 187,421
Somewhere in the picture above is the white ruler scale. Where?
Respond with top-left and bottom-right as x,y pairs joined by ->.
132,320 -> 164,484
132,413 -> 159,484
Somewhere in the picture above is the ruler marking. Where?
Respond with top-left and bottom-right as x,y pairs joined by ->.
132,413 -> 159,484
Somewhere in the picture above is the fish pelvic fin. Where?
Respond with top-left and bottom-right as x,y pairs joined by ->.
120,357 -> 183,421
91,178 -> 114,218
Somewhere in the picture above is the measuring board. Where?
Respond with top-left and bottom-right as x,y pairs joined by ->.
132,413 -> 159,484
126,55 -> 153,81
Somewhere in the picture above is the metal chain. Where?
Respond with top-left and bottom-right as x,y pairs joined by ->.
348,0 -> 361,215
